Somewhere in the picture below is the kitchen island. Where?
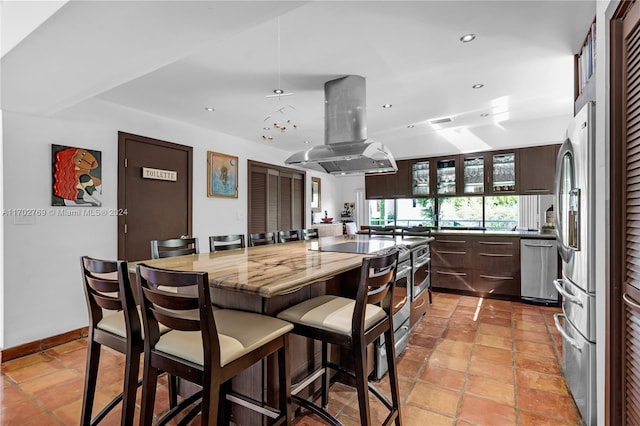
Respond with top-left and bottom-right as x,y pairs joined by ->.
129,234 -> 431,424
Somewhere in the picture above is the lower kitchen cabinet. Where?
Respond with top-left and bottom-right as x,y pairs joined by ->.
432,234 -> 521,298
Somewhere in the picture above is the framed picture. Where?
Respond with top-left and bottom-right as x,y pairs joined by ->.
207,151 -> 238,198
311,176 -> 321,212
51,144 -> 102,206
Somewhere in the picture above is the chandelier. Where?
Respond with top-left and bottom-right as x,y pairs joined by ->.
261,17 -> 298,141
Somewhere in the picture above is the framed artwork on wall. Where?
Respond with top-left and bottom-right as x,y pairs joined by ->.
207,151 -> 238,198
51,144 -> 102,206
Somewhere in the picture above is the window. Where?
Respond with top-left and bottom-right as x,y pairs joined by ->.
396,199 -> 435,227
368,199 -> 395,226
485,196 -> 518,230
438,197 -> 483,228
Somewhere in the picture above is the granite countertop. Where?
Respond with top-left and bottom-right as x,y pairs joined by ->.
128,234 -> 432,298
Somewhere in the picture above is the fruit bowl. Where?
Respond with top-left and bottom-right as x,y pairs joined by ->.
321,217 -> 334,223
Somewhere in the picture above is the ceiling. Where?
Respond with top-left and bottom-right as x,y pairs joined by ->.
1,1 -> 596,160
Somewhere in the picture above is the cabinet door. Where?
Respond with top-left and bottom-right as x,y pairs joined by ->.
488,151 -> 518,195
518,145 -> 558,195
435,156 -> 460,195
461,153 -> 486,195
412,159 -> 432,197
387,160 -> 412,198
365,173 -> 389,199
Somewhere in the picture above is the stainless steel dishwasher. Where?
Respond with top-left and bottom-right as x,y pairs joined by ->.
520,239 -> 559,303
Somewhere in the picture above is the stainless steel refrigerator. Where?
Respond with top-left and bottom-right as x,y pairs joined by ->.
552,101 -> 596,425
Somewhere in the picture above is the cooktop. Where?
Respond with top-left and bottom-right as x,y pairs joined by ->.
315,241 -> 410,260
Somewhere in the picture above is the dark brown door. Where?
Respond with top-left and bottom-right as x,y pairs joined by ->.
118,132 -> 193,261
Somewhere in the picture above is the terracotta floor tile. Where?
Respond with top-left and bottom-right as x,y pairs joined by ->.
401,344 -> 431,363
464,375 -> 515,406
514,328 -> 553,344
20,412 -> 65,425
0,397 -> 46,424
45,340 -> 87,357
453,306 -> 478,315
413,322 -> 446,337
418,364 -> 466,391
472,344 -> 513,365
458,394 -> 516,424
475,333 -> 512,351
396,357 -> 424,379
441,328 -> 476,343
518,409 -> 581,426
517,387 -> 581,423
3,359 -> 66,384
433,340 -> 473,357
479,315 -> 512,327
514,320 -> 548,333
446,318 -> 480,332
20,368 -> 82,395
480,309 -> 512,319
1,352 -> 53,372
295,413 -> 332,426
33,376 -> 85,411
424,315 -> 450,326
477,323 -> 512,338
429,307 -> 457,318
0,384 -> 29,408
514,340 -> 556,358
409,333 -> 438,350
406,382 -> 461,417
457,296 -> 482,307
401,404 -> 455,425
482,299 -> 513,312
429,350 -> 470,373
513,312 -> 544,323
468,358 -> 515,384
514,352 -> 562,375
515,368 -> 569,395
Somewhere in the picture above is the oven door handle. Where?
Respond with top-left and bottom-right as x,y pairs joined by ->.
414,257 -> 431,268
553,313 -> 582,351
552,279 -> 583,307
396,264 -> 412,279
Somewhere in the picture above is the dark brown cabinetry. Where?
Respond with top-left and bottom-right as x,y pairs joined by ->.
365,159 -> 411,199
435,156 -> 460,196
488,151 -> 518,195
411,159 -> 432,197
461,153 -> 486,195
518,144 -> 559,195
432,234 -> 520,297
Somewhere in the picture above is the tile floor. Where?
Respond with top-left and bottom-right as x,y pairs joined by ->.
0,292 -> 580,425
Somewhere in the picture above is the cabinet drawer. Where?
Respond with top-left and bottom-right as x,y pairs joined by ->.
432,267 -> 472,292
473,271 -> 520,297
432,236 -> 472,248
474,251 -> 520,272
473,237 -> 519,252
410,290 -> 429,327
432,247 -> 472,269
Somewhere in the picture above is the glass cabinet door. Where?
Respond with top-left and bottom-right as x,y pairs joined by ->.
491,152 -> 516,193
463,155 -> 484,194
412,161 -> 430,196
436,158 -> 457,195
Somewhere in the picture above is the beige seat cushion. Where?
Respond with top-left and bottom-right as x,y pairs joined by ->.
154,309 -> 293,367
97,307 -> 172,338
276,295 -> 386,336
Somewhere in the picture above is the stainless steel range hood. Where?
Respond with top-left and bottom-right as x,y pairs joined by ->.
285,75 -> 397,175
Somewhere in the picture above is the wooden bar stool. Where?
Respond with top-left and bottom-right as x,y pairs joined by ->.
301,228 -> 319,240
209,234 -> 245,252
150,237 -> 199,259
249,232 -> 276,246
277,252 -> 402,426
277,230 -> 302,243
136,263 -> 293,425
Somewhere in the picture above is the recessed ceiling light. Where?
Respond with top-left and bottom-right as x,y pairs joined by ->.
460,34 -> 476,43
472,84 -> 484,89
382,104 -> 393,109
480,113 -> 489,117
304,140 -> 310,144
273,89 -> 284,95
407,124 -> 415,128
263,127 -> 271,130
204,107 -> 215,112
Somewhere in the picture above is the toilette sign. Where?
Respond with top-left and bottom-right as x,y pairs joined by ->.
142,167 -> 177,182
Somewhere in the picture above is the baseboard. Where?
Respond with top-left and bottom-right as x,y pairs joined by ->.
1,327 -> 88,363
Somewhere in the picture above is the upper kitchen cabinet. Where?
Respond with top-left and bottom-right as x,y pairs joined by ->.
574,19 -> 596,115
518,144 -> 560,195
365,159 -> 411,199
488,151 -> 518,195
435,156 -> 460,196
411,159 -> 432,197
461,153 -> 486,195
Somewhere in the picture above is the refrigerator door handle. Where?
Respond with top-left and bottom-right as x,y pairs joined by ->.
553,313 -> 582,351
553,279 -> 583,307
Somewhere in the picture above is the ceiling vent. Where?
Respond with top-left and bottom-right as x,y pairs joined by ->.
429,117 -> 452,125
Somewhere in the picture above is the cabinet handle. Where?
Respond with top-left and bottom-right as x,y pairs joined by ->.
438,250 -> 466,255
479,253 -> 513,257
478,241 -> 513,245
523,243 -> 554,248
553,313 -> 582,351
413,297 -> 427,309
623,293 -> 640,311
525,189 -> 551,193
479,274 -> 514,280
438,240 -> 467,244
436,271 -> 467,276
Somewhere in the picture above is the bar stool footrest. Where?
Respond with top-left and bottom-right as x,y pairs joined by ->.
157,389 -> 203,426
89,377 -> 143,426
325,362 -> 394,411
292,394 -> 343,426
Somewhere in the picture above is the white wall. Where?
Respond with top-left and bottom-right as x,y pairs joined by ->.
2,99 -> 342,349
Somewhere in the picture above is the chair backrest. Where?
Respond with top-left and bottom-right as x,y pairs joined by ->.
277,230 -> 301,243
249,232 -> 276,247
353,251 -> 398,335
209,234 -> 245,252
136,264 -> 219,366
301,228 -> 319,240
345,223 -> 358,235
81,256 -> 141,341
150,237 -> 199,259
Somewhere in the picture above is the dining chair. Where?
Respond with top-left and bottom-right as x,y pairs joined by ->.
248,232 -> 277,247
209,234 -> 245,252
136,263 -> 293,425
150,237 -> 199,259
345,222 -> 358,235
277,229 -> 302,243
277,251 -> 401,426
301,228 -> 319,240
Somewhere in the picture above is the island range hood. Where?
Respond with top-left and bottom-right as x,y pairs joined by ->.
285,75 -> 397,175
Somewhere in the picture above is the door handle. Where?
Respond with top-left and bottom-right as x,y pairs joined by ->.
552,279 -> 583,306
623,293 -> 640,311
523,243 -> 553,248
553,313 -> 582,351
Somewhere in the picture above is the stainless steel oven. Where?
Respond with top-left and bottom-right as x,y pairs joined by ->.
411,244 -> 431,302
374,246 -> 411,380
